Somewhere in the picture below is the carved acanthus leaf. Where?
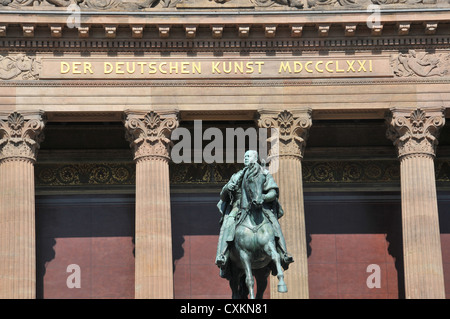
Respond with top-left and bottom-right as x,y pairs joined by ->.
257,109 -> 312,159
123,110 -> 179,161
0,111 -> 46,163
386,107 -> 445,159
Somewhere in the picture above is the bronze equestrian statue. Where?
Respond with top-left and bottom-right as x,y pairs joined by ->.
215,150 -> 293,299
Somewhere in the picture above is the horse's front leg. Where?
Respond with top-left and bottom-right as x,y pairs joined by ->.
239,249 -> 255,299
264,241 -> 287,293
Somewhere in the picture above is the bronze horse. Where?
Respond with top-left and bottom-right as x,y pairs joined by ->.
227,165 -> 287,299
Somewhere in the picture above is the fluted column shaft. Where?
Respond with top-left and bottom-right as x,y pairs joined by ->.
124,110 -> 179,299
387,107 -> 446,299
135,157 -> 173,298
272,156 -> 309,299
0,111 -> 45,299
258,108 -> 312,299
400,154 -> 444,298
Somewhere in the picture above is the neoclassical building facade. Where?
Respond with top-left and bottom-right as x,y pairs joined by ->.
1,0 -> 450,299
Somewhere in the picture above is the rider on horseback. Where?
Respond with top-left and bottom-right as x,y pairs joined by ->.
215,150 -> 294,276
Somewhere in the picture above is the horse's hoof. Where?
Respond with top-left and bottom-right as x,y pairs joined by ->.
278,284 -> 288,293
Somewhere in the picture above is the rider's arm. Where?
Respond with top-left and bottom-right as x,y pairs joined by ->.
220,182 -> 231,200
220,172 -> 240,200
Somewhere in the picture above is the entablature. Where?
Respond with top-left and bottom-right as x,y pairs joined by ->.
0,9 -> 449,42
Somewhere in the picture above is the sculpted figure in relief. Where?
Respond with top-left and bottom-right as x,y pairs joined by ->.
0,0 -> 447,8
1,0 -> 161,9
391,50 -> 450,77
0,54 -> 40,80
1,0 -> 72,6
306,0 -> 444,7
249,0 -> 304,7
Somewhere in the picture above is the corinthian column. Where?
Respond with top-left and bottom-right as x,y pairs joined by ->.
0,111 -> 46,299
124,110 -> 179,299
258,108 -> 312,299
386,107 -> 446,299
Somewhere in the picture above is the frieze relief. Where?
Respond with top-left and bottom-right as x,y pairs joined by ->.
0,54 -> 40,80
391,50 -> 450,78
1,52 -> 450,81
307,0 -> 446,8
35,162 -> 135,185
32,160 -> 450,187
1,0 -> 449,10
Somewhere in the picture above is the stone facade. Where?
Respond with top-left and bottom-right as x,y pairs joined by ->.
1,1 -> 450,299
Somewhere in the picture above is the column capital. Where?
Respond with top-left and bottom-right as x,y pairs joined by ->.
0,110 -> 46,164
123,109 -> 179,162
386,107 -> 445,159
257,108 -> 312,159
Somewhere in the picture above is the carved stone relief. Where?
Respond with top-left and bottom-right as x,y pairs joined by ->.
386,107 -> 445,159
2,0 -> 164,9
391,50 -> 450,78
258,109 -> 312,159
0,111 -> 46,163
79,0 -> 159,10
0,52 -> 449,81
307,0 -> 443,7
1,0 -> 448,10
0,54 -> 40,80
123,110 -> 179,161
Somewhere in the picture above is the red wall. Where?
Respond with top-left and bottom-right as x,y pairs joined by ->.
171,192 -> 404,299
36,195 -> 135,299
171,193 -> 232,298
304,192 -> 403,299
308,234 -> 400,298
38,191 -> 450,299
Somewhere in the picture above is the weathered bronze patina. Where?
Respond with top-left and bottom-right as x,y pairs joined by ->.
215,150 -> 293,299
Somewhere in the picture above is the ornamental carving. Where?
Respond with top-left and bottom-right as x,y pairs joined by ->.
32,159 -> 450,187
257,109 -> 312,159
0,111 -> 46,163
308,0 -> 439,7
386,107 -> 445,159
0,54 -> 40,81
0,0 -> 301,8
79,0 -> 160,10
391,50 -> 450,77
123,110 -> 179,161
35,162 -> 135,186
1,0 -> 446,10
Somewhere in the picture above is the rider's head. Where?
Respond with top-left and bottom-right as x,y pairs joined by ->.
244,150 -> 258,166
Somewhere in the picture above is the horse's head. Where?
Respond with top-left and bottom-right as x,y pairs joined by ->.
244,163 -> 265,209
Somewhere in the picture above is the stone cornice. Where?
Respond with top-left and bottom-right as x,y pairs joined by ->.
0,10 -> 449,41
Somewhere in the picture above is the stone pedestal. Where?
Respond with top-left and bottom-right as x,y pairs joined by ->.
386,107 -> 446,299
124,110 -> 179,299
258,109 -> 312,299
0,111 -> 45,299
